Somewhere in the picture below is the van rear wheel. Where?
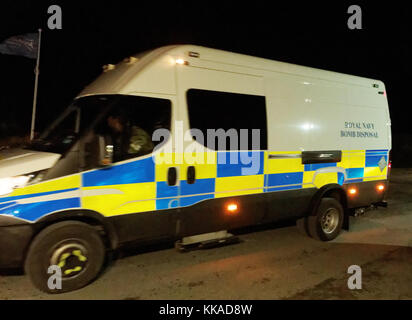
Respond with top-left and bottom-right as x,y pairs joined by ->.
307,197 -> 344,241
25,221 -> 105,293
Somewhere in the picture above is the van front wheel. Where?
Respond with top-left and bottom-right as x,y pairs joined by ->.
25,221 -> 105,293
307,197 -> 344,241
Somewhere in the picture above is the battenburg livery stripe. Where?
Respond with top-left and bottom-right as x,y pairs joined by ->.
0,149 -> 389,221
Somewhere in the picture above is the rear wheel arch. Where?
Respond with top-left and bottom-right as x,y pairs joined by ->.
296,184 -> 349,238
309,184 -> 348,215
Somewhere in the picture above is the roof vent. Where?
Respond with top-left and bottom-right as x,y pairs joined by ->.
124,56 -> 138,64
188,51 -> 200,58
103,64 -> 115,72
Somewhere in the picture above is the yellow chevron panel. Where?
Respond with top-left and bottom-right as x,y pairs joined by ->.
265,151 -> 304,174
313,172 -> 338,189
11,174 -> 81,196
348,150 -> 366,168
364,167 -> 387,178
82,182 -> 156,216
215,175 -> 264,198
180,152 -> 217,180
363,176 -> 387,182
337,151 -> 351,168
112,200 -> 156,216
154,152 -> 182,182
303,171 -> 315,188
215,188 -> 262,198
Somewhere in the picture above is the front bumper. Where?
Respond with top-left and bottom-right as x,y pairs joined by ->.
0,216 -> 34,269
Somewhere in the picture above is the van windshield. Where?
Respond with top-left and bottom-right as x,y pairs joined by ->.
27,96 -> 114,154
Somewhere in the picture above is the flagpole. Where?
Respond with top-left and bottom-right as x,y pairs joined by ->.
30,28 -> 42,141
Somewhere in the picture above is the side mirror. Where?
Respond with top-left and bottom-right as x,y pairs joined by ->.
99,136 -> 113,166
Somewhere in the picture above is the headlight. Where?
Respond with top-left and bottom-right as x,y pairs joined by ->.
0,176 -> 31,196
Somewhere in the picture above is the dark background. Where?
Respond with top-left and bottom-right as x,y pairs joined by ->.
0,1 -> 410,165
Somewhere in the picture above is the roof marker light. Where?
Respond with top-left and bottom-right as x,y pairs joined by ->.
175,58 -> 188,65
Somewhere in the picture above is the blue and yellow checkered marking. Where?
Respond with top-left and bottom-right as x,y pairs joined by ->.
0,187 -> 78,203
0,198 -> 80,221
217,151 -> 264,177
0,149 -> 389,221
0,175 -> 82,222
82,157 -> 155,187
266,172 -> 303,187
365,150 -> 388,168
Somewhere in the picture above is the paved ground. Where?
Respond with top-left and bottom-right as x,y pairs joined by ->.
0,168 -> 411,299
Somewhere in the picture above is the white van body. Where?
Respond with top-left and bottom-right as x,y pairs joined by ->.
0,45 -> 391,276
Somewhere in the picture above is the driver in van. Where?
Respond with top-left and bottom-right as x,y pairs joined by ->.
106,111 -> 154,162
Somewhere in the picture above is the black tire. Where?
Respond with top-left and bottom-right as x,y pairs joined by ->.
307,197 -> 344,241
25,221 -> 105,293
296,217 -> 311,237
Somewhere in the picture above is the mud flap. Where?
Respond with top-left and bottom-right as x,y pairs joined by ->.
342,211 -> 350,231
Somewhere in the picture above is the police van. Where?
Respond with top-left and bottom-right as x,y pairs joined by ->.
0,45 -> 391,292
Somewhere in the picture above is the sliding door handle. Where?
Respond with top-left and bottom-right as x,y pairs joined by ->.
167,167 -> 177,186
187,166 -> 196,184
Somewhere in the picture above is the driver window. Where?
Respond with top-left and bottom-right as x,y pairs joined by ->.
81,95 -> 171,170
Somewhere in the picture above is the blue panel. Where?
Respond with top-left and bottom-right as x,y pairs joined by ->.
366,149 -> 388,153
180,194 -> 214,207
0,198 -> 81,222
180,178 -> 215,196
346,178 -> 363,183
217,151 -> 264,177
365,155 -> 387,168
304,162 -> 337,171
0,201 -> 16,210
265,185 -> 302,192
156,181 -> 178,198
83,157 -> 155,187
0,188 -> 78,204
266,172 -> 303,187
156,198 -> 179,210
346,168 -> 364,179
338,172 -> 345,185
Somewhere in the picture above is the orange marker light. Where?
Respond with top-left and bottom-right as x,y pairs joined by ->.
175,58 -> 188,65
348,188 -> 357,195
377,184 -> 385,191
227,203 -> 238,214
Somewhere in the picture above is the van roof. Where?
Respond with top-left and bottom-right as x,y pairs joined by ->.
78,44 -> 383,98
162,44 -> 382,87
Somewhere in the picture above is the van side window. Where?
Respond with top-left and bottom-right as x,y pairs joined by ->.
81,95 -> 171,169
186,89 -> 267,150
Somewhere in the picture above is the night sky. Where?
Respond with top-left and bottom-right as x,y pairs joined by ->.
0,1 -> 410,142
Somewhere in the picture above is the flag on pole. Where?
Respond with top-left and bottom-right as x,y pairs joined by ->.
0,33 -> 39,59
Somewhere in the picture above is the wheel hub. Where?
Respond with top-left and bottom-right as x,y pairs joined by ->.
50,242 -> 88,278
321,208 -> 339,234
